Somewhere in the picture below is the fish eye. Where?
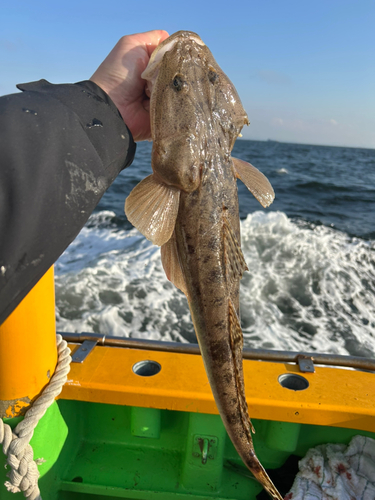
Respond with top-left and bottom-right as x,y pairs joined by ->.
172,75 -> 185,91
208,69 -> 219,84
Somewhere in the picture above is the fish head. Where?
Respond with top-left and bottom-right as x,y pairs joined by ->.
142,31 -> 205,88
142,31 -> 249,191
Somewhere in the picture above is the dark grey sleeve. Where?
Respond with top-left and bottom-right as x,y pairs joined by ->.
0,79 -> 136,325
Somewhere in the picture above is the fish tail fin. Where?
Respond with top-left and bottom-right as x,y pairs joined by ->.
228,299 -> 283,499
251,465 -> 284,500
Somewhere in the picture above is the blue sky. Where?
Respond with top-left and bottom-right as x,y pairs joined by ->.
1,0 -> 374,148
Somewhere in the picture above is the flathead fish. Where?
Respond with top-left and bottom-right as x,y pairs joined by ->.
125,31 -> 281,500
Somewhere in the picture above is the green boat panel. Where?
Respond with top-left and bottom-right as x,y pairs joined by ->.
2,400 -> 374,499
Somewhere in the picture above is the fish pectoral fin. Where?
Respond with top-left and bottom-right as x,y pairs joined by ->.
232,157 -> 275,208
228,299 -> 256,436
223,217 -> 248,282
161,232 -> 189,298
125,175 -> 180,246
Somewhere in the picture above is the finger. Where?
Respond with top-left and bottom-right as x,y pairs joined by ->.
143,30 -> 170,57
125,30 -> 170,58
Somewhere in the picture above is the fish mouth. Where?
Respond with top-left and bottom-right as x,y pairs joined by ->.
141,30 -> 205,83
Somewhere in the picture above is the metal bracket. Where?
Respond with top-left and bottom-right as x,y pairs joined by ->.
297,355 -> 315,373
192,435 -> 218,464
71,340 -> 97,363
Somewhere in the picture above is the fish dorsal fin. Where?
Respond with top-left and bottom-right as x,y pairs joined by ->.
161,231 -> 189,298
223,216 -> 248,283
125,175 -> 180,246
232,157 -> 275,208
228,299 -> 255,437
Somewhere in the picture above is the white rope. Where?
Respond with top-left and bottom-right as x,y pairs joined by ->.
0,334 -> 71,499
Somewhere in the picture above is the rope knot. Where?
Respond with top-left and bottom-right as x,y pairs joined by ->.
1,335 -> 71,500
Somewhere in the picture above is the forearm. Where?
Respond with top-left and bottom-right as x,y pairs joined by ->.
0,79 -> 136,325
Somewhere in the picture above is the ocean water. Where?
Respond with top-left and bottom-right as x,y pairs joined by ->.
55,140 -> 375,357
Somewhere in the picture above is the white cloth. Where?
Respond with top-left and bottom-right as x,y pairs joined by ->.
285,435 -> 375,500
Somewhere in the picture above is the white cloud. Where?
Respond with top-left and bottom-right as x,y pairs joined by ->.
272,117 -> 284,126
241,106 -> 375,148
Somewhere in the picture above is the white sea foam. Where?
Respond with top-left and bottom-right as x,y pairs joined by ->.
55,211 -> 193,343
55,210 -> 375,356
240,212 -> 375,356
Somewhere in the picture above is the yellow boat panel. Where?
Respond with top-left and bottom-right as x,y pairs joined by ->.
0,267 -> 57,416
61,344 -> 375,432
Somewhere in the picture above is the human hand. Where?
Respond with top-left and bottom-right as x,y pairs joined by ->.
91,30 -> 169,142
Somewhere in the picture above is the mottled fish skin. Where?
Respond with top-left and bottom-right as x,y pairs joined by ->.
126,31 -> 280,500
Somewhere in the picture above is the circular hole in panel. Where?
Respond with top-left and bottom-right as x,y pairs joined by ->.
132,360 -> 161,377
278,373 -> 309,391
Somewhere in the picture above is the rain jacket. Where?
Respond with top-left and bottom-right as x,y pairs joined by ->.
0,79 -> 136,325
